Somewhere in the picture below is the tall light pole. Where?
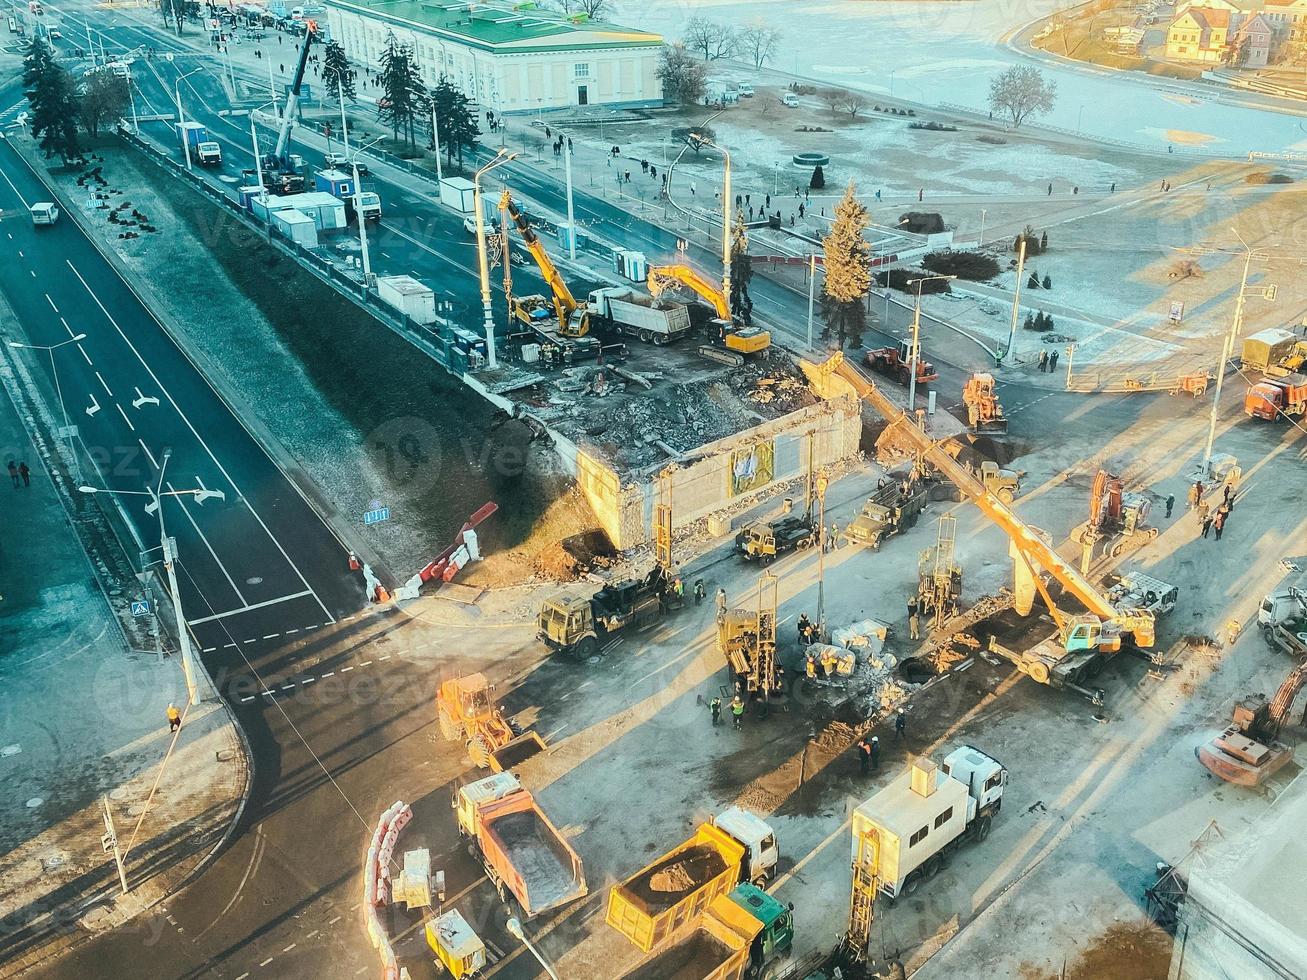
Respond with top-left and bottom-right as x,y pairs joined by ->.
906,275 -> 955,413
10,335 -> 87,478
429,101 -> 444,183
690,132 -> 732,317
350,136 -> 383,293
806,251 -> 818,349
815,469 -> 828,638
979,208 -> 987,247
79,452 -> 226,706
505,917 -> 560,980
174,67 -> 203,171
564,135 -> 577,261
473,149 -> 517,370
1004,237 -> 1027,364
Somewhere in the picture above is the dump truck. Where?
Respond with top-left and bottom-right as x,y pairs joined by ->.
864,340 -> 937,387
436,673 -> 546,771
841,480 -> 927,550
589,287 -> 692,344
735,515 -> 816,564
1245,373 -> 1307,420
1241,327 -> 1300,374
850,746 -> 1006,901
454,772 -> 587,918
619,884 -> 794,980
608,814 -> 778,952
537,568 -> 668,660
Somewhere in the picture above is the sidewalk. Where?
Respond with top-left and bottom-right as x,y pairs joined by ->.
0,301 -> 248,975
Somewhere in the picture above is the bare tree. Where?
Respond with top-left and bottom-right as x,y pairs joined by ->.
987,65 -> 1057,128
684,16 -> 737,60
557,0 -> 609,17
840,93 -> 868,118
737,26 -> 780,69
821,87 -> 843,113
657,44 -> 708,105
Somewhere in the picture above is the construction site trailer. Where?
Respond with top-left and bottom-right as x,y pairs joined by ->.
376,275 -> 437,325
440,176 -> 476,213
270,208 -> 318,248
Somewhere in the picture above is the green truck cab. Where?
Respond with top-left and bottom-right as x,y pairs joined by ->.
728,883 -> 794,979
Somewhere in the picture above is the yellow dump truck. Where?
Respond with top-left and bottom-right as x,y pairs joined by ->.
607,823 -> 749,952
619,892 -> 763,980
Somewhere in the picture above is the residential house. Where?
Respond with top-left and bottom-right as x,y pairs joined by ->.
1262,0 -> 1307,45
1166,5 -> 1279,63
1232,12 -> 1276,64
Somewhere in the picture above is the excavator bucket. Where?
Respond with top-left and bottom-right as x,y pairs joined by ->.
488,730 -> 548,772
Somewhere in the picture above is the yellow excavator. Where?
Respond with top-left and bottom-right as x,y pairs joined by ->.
499,190 -> 589,337
647,263 -> 771,360
815,352 -> 1160,699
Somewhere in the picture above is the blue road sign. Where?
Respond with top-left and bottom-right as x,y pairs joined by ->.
364,506 -> 391,526
130,600 -> 151,617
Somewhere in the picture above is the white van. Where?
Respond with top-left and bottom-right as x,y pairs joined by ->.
782,92 -> 800,107
30,202 -> 59,226
737,82 -> 755,97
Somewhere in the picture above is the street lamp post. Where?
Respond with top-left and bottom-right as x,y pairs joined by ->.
564,135 -> 576,261
979,208 -> 987,247
806,252 -> 817,349
79,451 -> 226,706
906,275 -> 956,413
505,917 -> 560,980
349,136 -> 383,293
174,67 -> 203,171
474,149 -> 518,371
10,335 -> 87,478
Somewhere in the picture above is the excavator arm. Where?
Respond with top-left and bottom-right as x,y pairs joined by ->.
817,353 -> 1155,646
648,263 -> 730,320
499,190 -> 586,335
1268,659 -> 1307,735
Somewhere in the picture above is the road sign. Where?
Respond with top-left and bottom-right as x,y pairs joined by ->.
130,599 -> 151,617
364,505 -> 391,526
1169,301 -> 1184,323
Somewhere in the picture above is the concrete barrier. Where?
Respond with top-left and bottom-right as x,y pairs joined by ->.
363,801 -> 413,979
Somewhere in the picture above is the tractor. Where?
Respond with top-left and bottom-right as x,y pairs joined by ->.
436,673 -> 546,771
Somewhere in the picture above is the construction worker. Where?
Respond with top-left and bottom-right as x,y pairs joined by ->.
870,735 -> 881,771
673,577 -> 685,600
1164,493 -> 1175,519
894,709 -> 906,740
694,579 -> 706,604
797,613 -> 811,646
806,651 -> 818,679
857,737 -> 871,774
715,587 -> 728,622
709,695 -> 722,726
166,703 -> 181,734
731,696 -> 745,730
907,597 -> 920,641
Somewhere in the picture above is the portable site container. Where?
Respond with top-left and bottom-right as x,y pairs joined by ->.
376,275 -> 436,325
439,176 -> 476,213
270,208 -> 318,248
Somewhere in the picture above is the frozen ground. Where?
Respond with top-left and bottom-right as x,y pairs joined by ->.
616,0 -> 1307,152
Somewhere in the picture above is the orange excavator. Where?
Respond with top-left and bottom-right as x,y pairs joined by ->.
1197,658 -> 1307,786
1071,469 -> 1158,570
647,263 -> 771,363
814,352 -> 1159,697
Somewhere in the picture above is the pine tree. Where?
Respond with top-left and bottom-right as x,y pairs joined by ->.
1042,274 -> 1051,289
1040,230 -> 1048,251
1022,312 -> 1034,331
1027,272 -> 1039,289
430,75 -> 481,167
378,34 -> 426,149
810,164 -> 825,189
820,181 -> 871,349
24,38 -> 80,162
729,211 -> 752,317
321,40 -> 356,105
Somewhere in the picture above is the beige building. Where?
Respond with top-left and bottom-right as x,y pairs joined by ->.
323,0 -> 663,112
1167,5 -> 1279,64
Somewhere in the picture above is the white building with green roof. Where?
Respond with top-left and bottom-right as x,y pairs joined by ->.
324,0 -> 664,112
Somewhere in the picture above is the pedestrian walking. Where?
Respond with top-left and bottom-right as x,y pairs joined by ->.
917,188 -> 923,202
690,181 -> 696,197
710,695 -> 722,726
1073,186 -> 1079,195
870,735 -> 881,771
167,703 -> 181,733
1047,183 -> 1052,196
857,737 -> 872,774
765,193 -> 771,208
1165,493 -> 1175,519
1223,483 -> 1233,505
650,165 -> 657,180
828,524 -> 839,551
875,189 -> 881,201
1038,350 -> 1048,372
1190,480 -> 1204,510
894,710 -> 906,740
1110,181 -> 1116,193
1201,514 -> 1213,539
790,213 -> 795,227
804,188 -> 809,201
795,185 -> 801,198
1049,350 -> 1059,371
735,193 -> 742,207
716,587 -> 727,621
1213,512 -> 1226,541
731,696 -> 745,730
624,170 -> 631,183
7,460 -> 17,488
694,579 -> 706,604
18,462 -> 29,487
1217,500 -> 1231,521
1197,500 -> 1209,526
745,193 -> 751,206
907,597 -> 920,641
798,203 -> 806,218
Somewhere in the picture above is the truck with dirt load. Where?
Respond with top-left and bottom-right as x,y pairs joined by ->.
608,812 -> 779,953
841,480 -> 927,550
1245,373 -> 1307,420
589,287 -> 692,344
619,884 -> 794,980
851,746 -> 1006,902
735,516 -> 816,564
454,772 -> 587,919
537,567 -> 668,660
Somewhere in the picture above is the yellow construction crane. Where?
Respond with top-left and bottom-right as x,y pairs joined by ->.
499,190 -> 589,337
647,263 -> 771,355
815,353 -> 1156,692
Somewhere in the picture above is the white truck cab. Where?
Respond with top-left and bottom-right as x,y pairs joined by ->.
939,744 -> 1007,813
712,806 -> 779,885
196,140 -> 222,165
1260,585 -> 1306,629
30,202 -> 59,226
736,82 -> 755,97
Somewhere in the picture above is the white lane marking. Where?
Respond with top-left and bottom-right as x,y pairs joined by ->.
85,393 -> 101,417
168,479 -> 248,605
283,943 -> 296,952
328,916 -> 342,925
45,293 -> 58,313
95,370 -> 113,396
139,439 -> 158,468
320,671 -> 333,677
240,696 -> 254,703
259,958 -> 273,968
281,685 -> 295,692
262,633 -> 280,640
132,386 -> 160,409
359,660 -> 373,667
284,628 -> 299,634
115,402 -> 136,431
378,655 -> 390,661
77,344 -> 91,365
304,930 -> 318,939
28,270 -> 33,278
65,260 -> 336,625
300,677 -> 314,685
0,165 -> 29,207
185,589 -> 314,626
340,666 -> 354,672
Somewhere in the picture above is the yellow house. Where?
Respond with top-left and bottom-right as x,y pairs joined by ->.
1167,7 -> 1235,60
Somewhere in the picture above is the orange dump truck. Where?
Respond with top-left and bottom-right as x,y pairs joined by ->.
618,892 -> 763,980
606,823 -> 748,953
1245,373 -> 1307,421
454,772 -> 587,918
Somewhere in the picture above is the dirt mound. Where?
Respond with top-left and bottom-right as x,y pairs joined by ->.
625,845 -> 727,910
531,528 -> 616,582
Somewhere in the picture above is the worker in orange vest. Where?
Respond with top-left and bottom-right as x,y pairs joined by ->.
167,703 -> 181,734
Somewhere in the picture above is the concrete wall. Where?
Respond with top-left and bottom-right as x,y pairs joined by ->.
577,396 -> 863,549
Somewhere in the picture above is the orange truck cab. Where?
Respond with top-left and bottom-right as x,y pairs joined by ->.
1245,373 -> 1307,420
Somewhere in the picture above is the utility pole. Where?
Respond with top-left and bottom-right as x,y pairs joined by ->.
1004,237 -> 1027,363
430,103 -> 443,183
806,252 -> 817,349
564,136 -> 576,261
101,796 -> 128,894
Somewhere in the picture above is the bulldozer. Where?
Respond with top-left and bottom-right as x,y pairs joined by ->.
436,674 -> 547,771
962,373 -> 1007,433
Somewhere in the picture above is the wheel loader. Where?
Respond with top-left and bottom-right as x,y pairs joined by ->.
436,673 -> 547,771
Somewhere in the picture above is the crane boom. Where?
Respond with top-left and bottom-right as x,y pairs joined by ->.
816,353 -> 1153,642
499,190 -> 586,334
648,263 -> 730,320
272,23 -> 317,165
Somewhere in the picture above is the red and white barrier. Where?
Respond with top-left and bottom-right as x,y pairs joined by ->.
363,801 -> 414,979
